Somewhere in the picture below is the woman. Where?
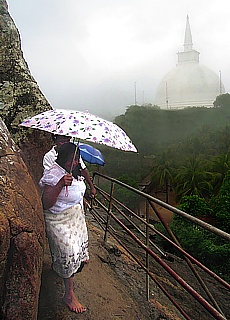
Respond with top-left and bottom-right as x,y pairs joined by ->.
39,142 -> 89,314
42,134 -> 96,210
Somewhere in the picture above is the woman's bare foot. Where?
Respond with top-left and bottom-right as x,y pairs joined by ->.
63,291 -> 86,313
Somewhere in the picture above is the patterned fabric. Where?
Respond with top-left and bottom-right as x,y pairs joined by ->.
44,204 -> 89,278
20,109 -> 137,152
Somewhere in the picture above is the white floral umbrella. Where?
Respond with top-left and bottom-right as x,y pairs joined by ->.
20,109 -> 137,152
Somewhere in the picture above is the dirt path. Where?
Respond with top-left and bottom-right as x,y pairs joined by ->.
38,213 -> 229,320
38,218 -> 168,320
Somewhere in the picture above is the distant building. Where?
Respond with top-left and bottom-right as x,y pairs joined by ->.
154,16 -> 225,110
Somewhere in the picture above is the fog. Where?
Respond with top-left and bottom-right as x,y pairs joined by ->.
7,0 -> 230,120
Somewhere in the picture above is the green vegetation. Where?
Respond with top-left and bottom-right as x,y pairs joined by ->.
167,193 -> 230,280
115,99 -> 230,155
113,174 -> 139,211
102,94 -> 230,181
102,93 -> 230,207
98,93 -> 230,280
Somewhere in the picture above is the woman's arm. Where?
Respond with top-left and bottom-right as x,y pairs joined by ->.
42,174 -> 73,210
81,168 -> 96,198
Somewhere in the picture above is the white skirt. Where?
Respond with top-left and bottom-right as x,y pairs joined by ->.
44,204 -> 89,278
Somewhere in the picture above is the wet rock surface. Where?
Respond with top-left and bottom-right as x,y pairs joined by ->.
0,119 -> 45,319
0,0 -> 51,140
0,0 -> 53,184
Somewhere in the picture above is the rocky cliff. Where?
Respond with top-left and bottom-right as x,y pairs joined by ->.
0,0 -> 54,318
0,119 -> 45,319
0,0 -> 51,135
0,0 -> 53,183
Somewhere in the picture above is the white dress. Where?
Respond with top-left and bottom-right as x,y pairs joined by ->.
43,146 -> 86,210
40,164 -> 89,278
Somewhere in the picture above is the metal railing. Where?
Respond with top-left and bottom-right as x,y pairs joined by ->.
85,172 -> 230,320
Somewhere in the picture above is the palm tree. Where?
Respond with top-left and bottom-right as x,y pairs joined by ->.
216,126 -> 230,154
174,155 -> 213,202
209,152 -> 230,194
150,151 -> 175,203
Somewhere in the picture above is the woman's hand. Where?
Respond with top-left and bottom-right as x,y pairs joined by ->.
89,185 -> 96,198
80,168 -> 96,198
42,174 -> 73,210
60,174 -> 73,187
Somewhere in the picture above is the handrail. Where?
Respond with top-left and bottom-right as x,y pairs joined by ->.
93,172 -> 230,241
92,186 -> 230,289
88,172 -> 229,320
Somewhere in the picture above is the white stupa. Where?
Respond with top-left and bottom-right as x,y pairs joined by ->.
154,16 -> 225,109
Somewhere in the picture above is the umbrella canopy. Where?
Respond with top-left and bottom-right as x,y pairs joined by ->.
20,109 -> 137,152
78,143 -> 105,166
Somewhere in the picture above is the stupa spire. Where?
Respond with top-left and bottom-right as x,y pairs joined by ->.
184,15 -> 193,52
177,15 -> 199,64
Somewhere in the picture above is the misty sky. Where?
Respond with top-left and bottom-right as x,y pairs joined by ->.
7,0 -> 230,120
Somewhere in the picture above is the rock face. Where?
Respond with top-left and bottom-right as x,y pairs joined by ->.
0,0 -> 50,136
0,1 -> 53,318
0,119 -> 45,319
0,0 -> 53,183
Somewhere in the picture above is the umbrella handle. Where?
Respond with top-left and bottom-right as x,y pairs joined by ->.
65,186 -> 68,197
65,172 -> 73,197
70,142 -> 79,174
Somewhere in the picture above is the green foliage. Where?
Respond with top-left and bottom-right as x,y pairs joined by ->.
172,185 -> 230,278
151,151 -> 174,187
156,208 -> 230,281
155,186 -> 230,280
215,198 -> 230,233
150,151 -> 175,202
113,174 -> 139,210
118,174 -> 139,188
219,170 -> 230,195
114,102 -> 230,156
104,99 -> 230,181
92,100 -> 225,185
173,156 -> 213,201
101,100 -> 230,281
210,171 -> 230,233
213,93 -> 230,108
172,221 -> 230,280
208,153 -> 230,194
178,195 -> 213,218
101,146 -> 148,181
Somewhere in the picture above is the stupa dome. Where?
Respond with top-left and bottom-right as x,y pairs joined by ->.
154,16 -> 225,109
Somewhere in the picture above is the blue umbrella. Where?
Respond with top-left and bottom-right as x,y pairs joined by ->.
78,143 -> 105,166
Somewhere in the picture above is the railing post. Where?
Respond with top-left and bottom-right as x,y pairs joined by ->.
104,182 -> 114,242
92,172 -> 229,320
148,200 -> 226,316
145,198 -> 150,300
